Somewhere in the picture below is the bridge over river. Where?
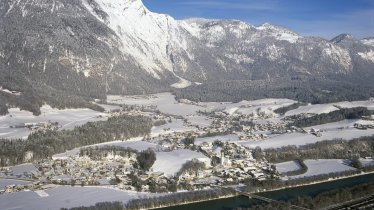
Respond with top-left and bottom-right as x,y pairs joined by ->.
237,190 -> 310,210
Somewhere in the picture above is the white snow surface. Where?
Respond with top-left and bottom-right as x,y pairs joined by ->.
52,138 -> 155,159
361,38 -> 374,47
285,100 -> 374,116
83,0 -> 196,79
358,50 -> 374,63
151,119 -> 197,137
228,98 -> 296,116
240,128 -> 374,149
322,44 -> 352,71
0,105 -> 107,139
0,186 -> 148,210
186,115 -> 213,127
107,93 -> 204,116
108,93 -> 296,117
195,134 -> 240,145
11,164 -> 38,176
288,159 -> 356,179
152,149 -> 210,176
304,119 -> 374,131
170,76 -> 192,89
360,159 -> 374,167
275,161 -> 301,174
0,87 -> 20,95
256,23 -> 301,43
94,139 -> 157,151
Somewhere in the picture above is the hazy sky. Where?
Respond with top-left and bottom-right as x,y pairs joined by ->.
143,0 -> 374,39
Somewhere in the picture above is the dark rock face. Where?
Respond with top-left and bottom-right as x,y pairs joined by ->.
0,0 -> 373,114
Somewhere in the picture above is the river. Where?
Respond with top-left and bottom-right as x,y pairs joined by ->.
155,173 -> 374,210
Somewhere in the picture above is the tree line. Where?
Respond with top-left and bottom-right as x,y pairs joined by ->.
0,115 -> 153,167
292,107 -> 374,128
0,83 -> 105,116
274,102 -> 307,115
242,170 -> 361,193
79,146 -> 138,161
282,159 -> 308,176
174,78 -> 374,104
264,135 -> 374,163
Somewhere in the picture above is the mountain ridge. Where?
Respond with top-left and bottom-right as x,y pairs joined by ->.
0,0 -> 374,115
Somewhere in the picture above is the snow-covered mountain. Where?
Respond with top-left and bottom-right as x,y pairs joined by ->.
362,37 -> 374,47
0,0 -> 374,113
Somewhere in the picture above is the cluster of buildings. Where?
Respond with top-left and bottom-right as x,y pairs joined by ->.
1,100 -> 304,195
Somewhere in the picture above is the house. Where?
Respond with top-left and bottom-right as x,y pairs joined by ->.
310,128 -> 322,137
5,185 -> 16,193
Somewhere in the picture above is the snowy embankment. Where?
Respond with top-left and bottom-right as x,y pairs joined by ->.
286,159 -> 356,179
152,149 -> 210,176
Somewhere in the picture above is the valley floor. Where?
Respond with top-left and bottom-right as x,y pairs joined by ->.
1,92 -> 374,209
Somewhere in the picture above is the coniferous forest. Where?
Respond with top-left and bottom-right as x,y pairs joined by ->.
0,115 -> 152,167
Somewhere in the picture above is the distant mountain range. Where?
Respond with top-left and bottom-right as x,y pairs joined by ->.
1,0 -> 374,114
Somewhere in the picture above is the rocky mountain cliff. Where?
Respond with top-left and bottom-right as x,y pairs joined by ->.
0,0 -> 374,114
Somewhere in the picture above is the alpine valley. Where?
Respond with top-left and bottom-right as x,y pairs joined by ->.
1,0 -> 374,115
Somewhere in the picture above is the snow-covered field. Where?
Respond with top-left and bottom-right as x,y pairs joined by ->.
0,186 -> 148,210
185,115 -> 213,127
52,138 -> 157,159
304,119 -> 374,131
240,128 -> 374,149
225,98 -> 296,116
275,161 -> 301,174
107,93 -> 296,117
151,119 -> 197,137
195,134 -> 240,145
152,149 -> 210,176
360,159 -> 374,167
10,164 -> 38,177
96,104 -> 121,112
0,105 -> 108,139
288,159 -> 356,179
107,93 -> 204,116
285,100 -> 374,116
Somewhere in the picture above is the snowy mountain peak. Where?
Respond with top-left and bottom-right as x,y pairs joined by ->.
184,18 -> 218,25
83,0 -> 183,79
256,22 -> 301,43
331,34 -> 354,44
257,22 -> 274,30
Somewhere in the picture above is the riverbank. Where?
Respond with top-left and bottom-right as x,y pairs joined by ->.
149,194 -> 237,210
252,170 -> 374,194
152,171 -> 374,210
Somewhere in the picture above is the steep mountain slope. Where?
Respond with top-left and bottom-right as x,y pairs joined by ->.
0,0 -> 373,114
